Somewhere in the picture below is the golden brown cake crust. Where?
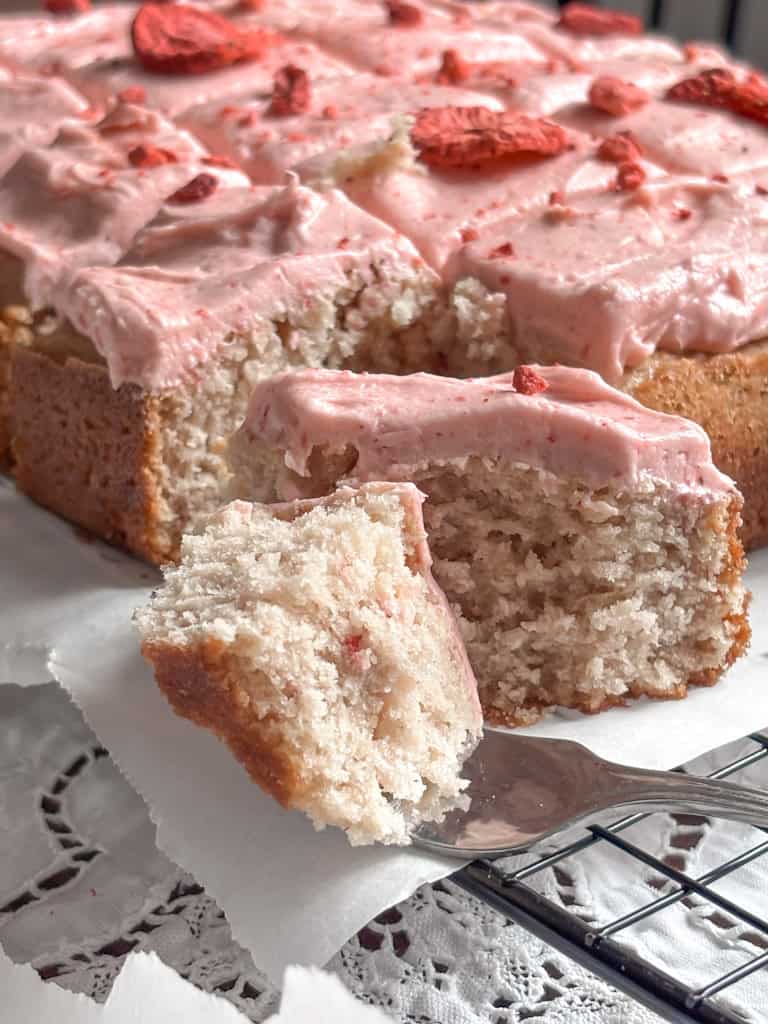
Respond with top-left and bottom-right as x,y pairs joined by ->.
11,345 -> 170,564
625,341 -> 768,551
142,638 -> 303,807
484,493 -> 751,728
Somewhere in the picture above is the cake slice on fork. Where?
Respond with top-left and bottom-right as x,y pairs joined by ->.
136,482 -> 482,845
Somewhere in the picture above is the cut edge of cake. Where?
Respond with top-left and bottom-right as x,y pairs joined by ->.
136,481 -> 483,845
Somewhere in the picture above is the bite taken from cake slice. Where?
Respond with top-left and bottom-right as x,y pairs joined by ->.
136,482 -> 482,846
229,367 -> 750,727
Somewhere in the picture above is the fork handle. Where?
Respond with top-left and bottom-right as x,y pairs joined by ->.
608,763 -> 768,829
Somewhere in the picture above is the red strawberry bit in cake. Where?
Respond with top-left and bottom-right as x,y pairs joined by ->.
411,108 -> 570,169
597,131 -> 643,164
167,172 -> 219,203
385,1 -> 424,27
202,154 -> 238,169
128,143 -> 178,167
435,48 -> 469,85
488,242 -> 514,259
268,65 -> 311,117
118,85 -> 147,105
131,3 -> 272,75
667,67 -> 737,108
557,3 -> 643,37
667,68 -> 768,127
614,160 -> 645,191
513,365 -> 548,394
588,75 -> 649,116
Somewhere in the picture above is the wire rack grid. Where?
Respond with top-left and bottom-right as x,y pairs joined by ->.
455,734 -> 768,1023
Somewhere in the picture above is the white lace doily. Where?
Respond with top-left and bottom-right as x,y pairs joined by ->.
4,681 -> 765,1023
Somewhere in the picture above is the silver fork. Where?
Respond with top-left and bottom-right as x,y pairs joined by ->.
411,732 -> 768,858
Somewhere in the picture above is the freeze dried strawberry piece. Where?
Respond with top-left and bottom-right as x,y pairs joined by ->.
132,3 -> 273,76
268,65 -> 311,116
513,366 -> 549,395
666,67 -> 736,108
167,172 -> 218,203
412,107 -> 569,169
343,634 -> 363,654
588,76 -> 649,116
45,0 -> 91,12
433,50 -> 517,87
117,85 -> 147,104
615,160 -> 645,191
488,242 -> 514,259
597,130 -> 642,164
203,154 -> 238,168
385,0 -> 424,26
128,143 -> 178,167
436,49 -> 470,85
728,76 -> 768,127
557,3 -> 642,37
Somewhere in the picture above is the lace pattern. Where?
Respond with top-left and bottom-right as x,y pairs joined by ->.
15,679 -> 758,1023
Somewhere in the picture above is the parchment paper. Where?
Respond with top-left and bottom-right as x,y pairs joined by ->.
0,945 -> 390,1023
3,479 -> 767,981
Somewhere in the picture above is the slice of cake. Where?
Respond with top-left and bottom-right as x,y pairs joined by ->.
136,481 -> 482,846
0,99 -> 248,466
11,179 -> 441,563
229,367 -> 750,726
443,177 -> 768,546
0,100 -> 248,313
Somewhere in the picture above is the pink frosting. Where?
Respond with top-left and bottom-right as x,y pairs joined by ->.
310,22 -> 552,79
181,74 -> 504,184
0,73 -> 88,177
304,127 -> 663,272
239,367 -> 734,495
448,178 -> 768,382
58,178 -> 437,390
520,22 -> 683,67
68,35 -> 353,118
0,102 -> 249,309
507,55 -> 730,116
559,96 -> 768,179
0,5 -> 134,72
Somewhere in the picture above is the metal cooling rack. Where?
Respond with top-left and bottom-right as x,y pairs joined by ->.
455,734 -> 768,1023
